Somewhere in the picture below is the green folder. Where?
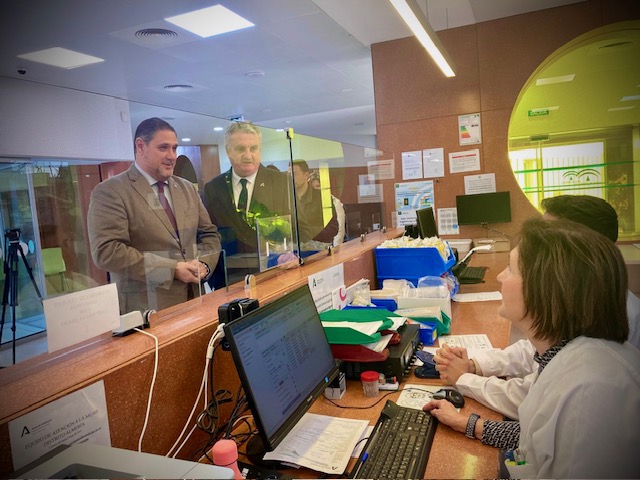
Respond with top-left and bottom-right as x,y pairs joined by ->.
320,308 -> 399,345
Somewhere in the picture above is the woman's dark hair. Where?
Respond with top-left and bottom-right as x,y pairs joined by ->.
518,217 -> 628,343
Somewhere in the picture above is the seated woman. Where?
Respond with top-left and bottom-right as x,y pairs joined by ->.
423,217 -> 640,479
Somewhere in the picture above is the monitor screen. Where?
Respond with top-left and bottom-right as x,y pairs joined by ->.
223,285 -> 339,456
456,191 -> 512,225
416,206 -> 438,238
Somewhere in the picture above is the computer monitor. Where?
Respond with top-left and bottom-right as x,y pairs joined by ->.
416,206 -> 438,238
456,191 -> 512,225
222,284 -> 339,462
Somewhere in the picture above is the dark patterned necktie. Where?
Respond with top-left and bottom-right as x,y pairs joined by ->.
237,178 -> 248,216
156,182 -> 178,234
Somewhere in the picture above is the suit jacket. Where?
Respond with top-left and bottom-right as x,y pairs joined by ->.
203,165 -> 292,253
88,164 -> 221,313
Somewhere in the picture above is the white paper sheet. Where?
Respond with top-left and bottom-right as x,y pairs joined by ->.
263,413 -> 368,474
439,333 -> 493,350
453,291 -> 502,302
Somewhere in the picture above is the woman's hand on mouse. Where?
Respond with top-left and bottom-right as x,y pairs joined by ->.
422,399 -> 467,433
435,344 -> 472,385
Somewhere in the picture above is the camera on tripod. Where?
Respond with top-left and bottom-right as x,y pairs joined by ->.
5,228 -> 21,243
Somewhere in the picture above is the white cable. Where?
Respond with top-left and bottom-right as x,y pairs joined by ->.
166,324 -> 226,458
133,327 -> 159,453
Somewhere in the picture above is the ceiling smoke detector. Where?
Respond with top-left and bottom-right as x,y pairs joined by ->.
245,70 -> 265,78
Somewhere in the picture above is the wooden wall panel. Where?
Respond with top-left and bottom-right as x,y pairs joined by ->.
371,0 -> 640,240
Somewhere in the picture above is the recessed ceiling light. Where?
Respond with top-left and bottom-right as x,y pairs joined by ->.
165,5 -> 254,38
213,127 -> 224,132
536,74 -> 575,86
163,84 -> 194,92
245,70 -> 265,78
608,106 -> 635,111
17,47 -> 104,69
621,95 -> 640,102
181,138 -> 191,142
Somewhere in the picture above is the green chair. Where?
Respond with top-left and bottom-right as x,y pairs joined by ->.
41,247 -> 68,292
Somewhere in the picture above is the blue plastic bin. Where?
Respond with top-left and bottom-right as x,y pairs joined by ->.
375,245 -> 455,287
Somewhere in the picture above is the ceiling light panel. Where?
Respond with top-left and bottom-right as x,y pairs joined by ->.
17,47 -> 104,69
165,5 -> 254,38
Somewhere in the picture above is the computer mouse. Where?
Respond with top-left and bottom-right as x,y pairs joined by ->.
432,388 -> 465,408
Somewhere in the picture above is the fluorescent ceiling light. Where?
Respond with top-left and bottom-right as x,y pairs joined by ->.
608,106 -> 635,111
536,74 -> 575,86
181,138 -> 191,142
213,127 -> 224,132
388,0 -> 455,77
165,5 -> 254,38
621,95 -> 640,102
17,47 -> 104,69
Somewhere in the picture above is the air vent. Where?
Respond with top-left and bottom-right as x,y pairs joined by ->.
135,28 -> 178,39
163,84 -> 194,92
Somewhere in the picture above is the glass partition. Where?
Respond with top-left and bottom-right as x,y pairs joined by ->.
0,92 -> 393,364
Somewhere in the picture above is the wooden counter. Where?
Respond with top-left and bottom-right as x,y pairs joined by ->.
234,251 -> 511,479
0,229 -> 402,476
0,235 -> 511,478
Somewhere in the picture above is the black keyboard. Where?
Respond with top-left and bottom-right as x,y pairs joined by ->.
349,400 -> 438,479
457,265 -> 487,284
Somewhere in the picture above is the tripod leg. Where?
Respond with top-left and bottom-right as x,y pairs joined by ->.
0,248 -> 15,351
18,247 -> 43,300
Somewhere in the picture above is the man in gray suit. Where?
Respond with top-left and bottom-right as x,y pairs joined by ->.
88,118 -> 221,314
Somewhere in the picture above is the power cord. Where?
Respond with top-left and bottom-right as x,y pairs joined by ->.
133,327 -> 159,452
166,323 -> 226,458
323,389 -> 399,409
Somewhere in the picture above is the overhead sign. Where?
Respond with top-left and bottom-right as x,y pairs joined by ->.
528,108 -> 550,117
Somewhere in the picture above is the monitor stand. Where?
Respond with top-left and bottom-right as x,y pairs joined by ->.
246,435 -> 290,471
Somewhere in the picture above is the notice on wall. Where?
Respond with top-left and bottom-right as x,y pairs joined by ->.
437,207 -> 459,235
401,151 -> 423,180
458,113 -> 482,145
395,210 -> 418,227
449,149 -> 480,174
464,173 -> 496,195
423,148 -> 445,178
367,159 -> 395,180
9,381 -> 111,470
395,180 -> 434,212
44,283 -> 120,353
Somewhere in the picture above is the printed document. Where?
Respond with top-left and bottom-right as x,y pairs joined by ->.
263,413 -> 368,474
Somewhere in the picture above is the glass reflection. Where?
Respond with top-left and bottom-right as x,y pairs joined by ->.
0,99 -> 392,364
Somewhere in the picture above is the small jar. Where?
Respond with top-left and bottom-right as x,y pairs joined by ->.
361,370 -> 380,397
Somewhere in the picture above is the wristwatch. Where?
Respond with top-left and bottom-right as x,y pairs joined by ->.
466,413 -> 481,439
199,261 -> 211,279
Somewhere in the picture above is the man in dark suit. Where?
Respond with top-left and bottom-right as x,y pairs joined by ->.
88,118 -> 221,314
203,122 -> 292,276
